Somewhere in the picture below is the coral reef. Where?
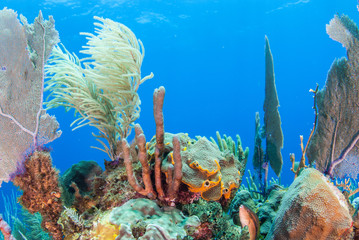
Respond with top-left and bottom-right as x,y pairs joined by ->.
3,5 -> 359,240
124,86 -> 247,203
0,8 -> 61,187
13,151 -> 63,240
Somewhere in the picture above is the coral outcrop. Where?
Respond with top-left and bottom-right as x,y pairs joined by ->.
266,168 -> 353,240
148,133 -> 246,201
256,185 -> 286,236
90,198 -> 200,240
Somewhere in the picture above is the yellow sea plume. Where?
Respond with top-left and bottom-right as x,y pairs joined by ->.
45,16 -> 153,161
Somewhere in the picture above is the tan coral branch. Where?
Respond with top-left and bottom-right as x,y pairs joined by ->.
122,139 -> 155,199
167,135 -> 183,201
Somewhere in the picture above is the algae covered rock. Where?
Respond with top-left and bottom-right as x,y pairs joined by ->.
182,199 -> 250,240
108,198 -> 200,240
60,160 -> 103,207
266,168 -> 352,240
257,186 -> 286,235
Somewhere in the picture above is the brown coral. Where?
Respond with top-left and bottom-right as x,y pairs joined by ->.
13,151 -> 63,240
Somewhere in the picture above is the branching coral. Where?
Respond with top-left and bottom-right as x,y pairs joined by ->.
45,16 -> 153,161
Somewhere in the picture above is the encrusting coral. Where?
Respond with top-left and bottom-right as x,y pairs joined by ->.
13,151 -> 63,240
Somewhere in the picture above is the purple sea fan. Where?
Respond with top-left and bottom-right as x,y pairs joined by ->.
334,154 -> 359,180
0,8 -> 61,187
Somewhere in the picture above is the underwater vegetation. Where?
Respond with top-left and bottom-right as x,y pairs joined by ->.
1,3 -> 359,240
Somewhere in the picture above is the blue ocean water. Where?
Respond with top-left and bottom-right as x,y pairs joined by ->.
0,0 -> 358,226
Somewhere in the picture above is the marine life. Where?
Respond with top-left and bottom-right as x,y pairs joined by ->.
0,2 -> 359,240
239,204 -> 259,240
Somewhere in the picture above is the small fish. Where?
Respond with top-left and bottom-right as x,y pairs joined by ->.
239,204 -> 259,240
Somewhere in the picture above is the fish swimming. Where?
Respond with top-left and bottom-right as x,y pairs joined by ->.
239,204 -> 259,240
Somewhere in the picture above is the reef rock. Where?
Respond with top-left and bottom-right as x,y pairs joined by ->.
108,198 -> 200,240
257,186 -> 286,235
266,168 -> 352,240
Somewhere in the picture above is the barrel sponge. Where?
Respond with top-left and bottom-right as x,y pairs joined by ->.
181,137 -> 241,201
